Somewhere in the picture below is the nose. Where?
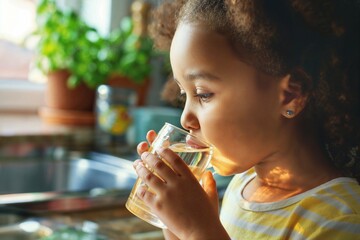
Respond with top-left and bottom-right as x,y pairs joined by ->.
180,103 -> 200,131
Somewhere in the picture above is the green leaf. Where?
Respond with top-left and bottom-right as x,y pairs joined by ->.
67,75 -> 80,88
119,17 -> 133,34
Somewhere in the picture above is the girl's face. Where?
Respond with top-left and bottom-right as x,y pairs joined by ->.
170,23 -> 285,175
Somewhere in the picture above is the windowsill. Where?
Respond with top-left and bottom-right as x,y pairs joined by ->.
0,112 -> 71,136
0,112 -> 95,158
0,79 -> 45,113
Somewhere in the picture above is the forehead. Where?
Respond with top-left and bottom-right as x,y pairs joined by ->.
171,23 -> 229,55
170,23 -> 242,73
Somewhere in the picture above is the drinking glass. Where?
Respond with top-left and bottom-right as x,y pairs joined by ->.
125,122 -> 213,229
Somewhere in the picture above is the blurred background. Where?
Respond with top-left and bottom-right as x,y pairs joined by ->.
0,2 -> 231,239
0,1 -> 178,239
0,0 -> 170,104
0,0 -> 183,156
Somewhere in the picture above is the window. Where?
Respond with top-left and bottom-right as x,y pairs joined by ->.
0,0 -> 36,80
0,0 -> 163,112
0,0 -> 42,112
0,0 -> 134,112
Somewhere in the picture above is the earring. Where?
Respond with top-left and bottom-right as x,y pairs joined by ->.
285,110 -> 294,117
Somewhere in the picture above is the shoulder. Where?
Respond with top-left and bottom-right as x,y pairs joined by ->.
294,178 -> 360,239
299,178 -> 360,215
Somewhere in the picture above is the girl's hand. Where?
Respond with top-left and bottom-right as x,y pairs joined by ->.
133,146 -> 229,240
137,130 -> 180,240
137,130 -> 157,155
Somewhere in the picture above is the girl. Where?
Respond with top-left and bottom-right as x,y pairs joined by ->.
134,0 -> 360,239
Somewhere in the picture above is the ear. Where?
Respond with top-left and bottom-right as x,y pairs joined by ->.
279,70 -> 309,119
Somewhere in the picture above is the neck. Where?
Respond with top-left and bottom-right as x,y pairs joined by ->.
254,123 -> 341,194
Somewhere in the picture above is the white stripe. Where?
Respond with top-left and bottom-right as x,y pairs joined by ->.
322,218 -> 360,234
292,205 -> 328,225
343,183 -> 360,204
315,192 -> 354,215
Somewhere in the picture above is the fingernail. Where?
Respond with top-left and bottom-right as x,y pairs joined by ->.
140,142 -> 148,149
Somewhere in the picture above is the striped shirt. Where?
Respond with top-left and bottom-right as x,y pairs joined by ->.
220,169 -> 360,240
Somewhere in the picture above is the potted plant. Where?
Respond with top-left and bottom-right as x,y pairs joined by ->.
32,0 -> 156,124
104,15 -> 154,106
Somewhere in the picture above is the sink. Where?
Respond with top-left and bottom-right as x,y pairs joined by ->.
0,152 -> 138,213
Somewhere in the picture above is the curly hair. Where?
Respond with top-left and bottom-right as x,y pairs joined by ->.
150,0 -> 360,181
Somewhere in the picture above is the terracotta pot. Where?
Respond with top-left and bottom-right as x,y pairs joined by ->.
46,69 -> 96,111
39,69 -> 96,126
107,74 -> 150,106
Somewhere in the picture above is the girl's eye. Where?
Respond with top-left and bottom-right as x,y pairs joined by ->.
194,92 -> 214,102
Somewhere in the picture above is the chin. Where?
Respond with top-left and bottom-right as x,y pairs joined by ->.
213,165 -> 251,176
211,159 -> 238,176
211,151 -> 251,176
212,166 -> 235,176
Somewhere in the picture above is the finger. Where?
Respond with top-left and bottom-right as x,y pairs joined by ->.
134,160 -> 165,191
137,141 -> 149,155
146,130 -> 157,144
156,147 -> 192,178
141,151 -> 177,182
136,184 -> 157,206
201,171 -> 219,212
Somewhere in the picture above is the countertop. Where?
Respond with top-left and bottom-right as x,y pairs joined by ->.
0,112 -> 77,136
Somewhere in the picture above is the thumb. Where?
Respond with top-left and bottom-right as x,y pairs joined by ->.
201,170 -> 219,212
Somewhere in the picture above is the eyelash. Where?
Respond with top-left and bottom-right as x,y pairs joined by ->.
179,90 -> 213,103
194,92 -> 213,102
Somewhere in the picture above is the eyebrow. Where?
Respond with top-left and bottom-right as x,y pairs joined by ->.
186,70 -> 220,81
173,70 -> 220,82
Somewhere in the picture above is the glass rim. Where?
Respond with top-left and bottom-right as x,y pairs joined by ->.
164,122 -> 213,148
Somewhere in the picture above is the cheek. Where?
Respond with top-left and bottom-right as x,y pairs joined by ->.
199,103 -> 240,153
205,119 -> 241,158
201,116 -> 250,175
198,97 -> 276,163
